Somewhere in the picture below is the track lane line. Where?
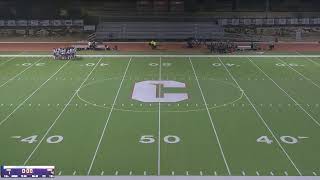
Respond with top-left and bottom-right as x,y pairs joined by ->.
23,58 -> 103,165
0,60 -> 70,127
248,57 -> 320,127
87,58 -> 132,175
0,58 -> 43,88
189,57 -> 231,175
218,57 -> 302,176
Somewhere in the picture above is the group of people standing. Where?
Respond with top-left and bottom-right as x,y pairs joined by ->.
53,47 -> 77,60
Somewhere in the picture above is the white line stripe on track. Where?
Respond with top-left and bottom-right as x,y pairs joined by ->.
0,60 -> 70,127
218,57 -> 302,176
248,58 -> 320,127
0,58 -> 42,88
277,57 -> 320,89
189,57 -> 231,175
23,58 -> 103,165
87,58 -> 132,175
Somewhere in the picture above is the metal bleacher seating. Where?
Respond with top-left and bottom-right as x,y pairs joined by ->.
94,22 -> 224,40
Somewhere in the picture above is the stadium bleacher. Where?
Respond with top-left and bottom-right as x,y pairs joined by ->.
94,22 -> 224,40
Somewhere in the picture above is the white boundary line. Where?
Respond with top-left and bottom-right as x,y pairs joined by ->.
87,58 -> 132,175
23,58 -> 103,165
0,58 -> 42,88
248,57 -> 320,127
217,57 -> 302,176
3,54 -> 320,58
0,60 -> 70,127
276,57 -> 320,89
189,57 -> 231,175
157,57 -> 162,176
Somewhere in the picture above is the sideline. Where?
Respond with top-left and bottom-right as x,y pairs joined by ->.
1,54 -> 320,58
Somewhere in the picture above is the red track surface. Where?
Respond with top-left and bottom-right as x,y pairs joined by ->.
0,42 -> 319,52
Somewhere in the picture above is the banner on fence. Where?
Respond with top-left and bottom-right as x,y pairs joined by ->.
7,20 -> 16,26
17,20 -> 28,26
254,19 -> 263,25
40,20 -> 50,26
64,20 -> 73,26
301,18 -> 310,25
244,19 -> 251,25
30,20 -> 39,26
267,18 -> 274,25
232,19 -> 239,25
73,20 -> 84,26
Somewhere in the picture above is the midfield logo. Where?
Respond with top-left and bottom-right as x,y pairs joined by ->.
132,80 -> 188,103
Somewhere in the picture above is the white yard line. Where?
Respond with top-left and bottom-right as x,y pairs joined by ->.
0,58 -> 42,88
23,58 -> 103,165
157,57 -> 162,176
248,57 -> 320,127
0,56 -> 18,66
303,57 -> 320,66
87,58 -> 132,175
217,57 -> 302,176
0,60 -> 70,127
189,57 -> 231,175
277,57 -> 320,89
295,51 -> 320,66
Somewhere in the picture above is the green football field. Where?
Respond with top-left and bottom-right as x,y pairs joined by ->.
0,55 -> 320,176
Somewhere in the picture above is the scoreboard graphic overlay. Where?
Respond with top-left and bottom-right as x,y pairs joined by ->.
1,166 -> 54,178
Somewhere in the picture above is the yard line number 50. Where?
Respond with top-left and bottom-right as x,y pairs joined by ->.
139,135 -> 180,144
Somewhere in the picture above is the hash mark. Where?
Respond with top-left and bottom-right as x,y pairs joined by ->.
144,171 -> 146,176
101,171 -> 104,176
214,171 -> 217,176
200,171 -> 203,176
58,171 -> 62,175
313,172 -> 317,176
241,171 -> 246,176
129,171 -> 132,176
11,136 -> 21,139
256,171 -> 260,176
284,171 -> 288,176
73,171 -> 76,175
270,171 -> 274,176
115,171 -> 118,176
171,171 -> 174,176
186,171 -> 189,176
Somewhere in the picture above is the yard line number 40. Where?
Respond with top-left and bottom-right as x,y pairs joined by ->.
19,135 -> 63,144
257,135 -> 309,145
